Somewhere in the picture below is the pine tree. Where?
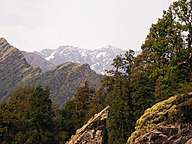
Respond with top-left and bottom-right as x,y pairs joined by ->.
0,86 -> 35,144
106,77 -> 133,144
26,86 -> 57,144
107,54 -> 124,76
140,0 -> 192,102
105,50 -> 135,144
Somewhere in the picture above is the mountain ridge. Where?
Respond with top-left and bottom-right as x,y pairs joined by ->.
19,61 -> 103,106
0,37 -> 41,101
21,51 -> 55,71
34,45 -> 129,74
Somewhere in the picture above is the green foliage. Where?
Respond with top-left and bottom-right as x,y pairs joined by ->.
97,49 -> 137,143
19,62 -> 103,108
130,75 -> 155,120
139,0 -> 192,103
0,86 -> 35,143
104,1 -> 192,143
58,81 -> 95,142
86,78 -> 109,120
107,50 -> 135,76
25,86 -> 58,144
57,100 -> 80,142
106,77 -> 134,144
0,83 -> 100,144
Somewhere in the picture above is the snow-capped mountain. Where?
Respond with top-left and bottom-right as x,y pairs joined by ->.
35,45 -> 128,74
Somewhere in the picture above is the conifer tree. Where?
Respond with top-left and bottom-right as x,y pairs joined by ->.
0,86 -> 35,144
26,86 -> 57,144
106,77 -> 133,144
105,50 -> 135,144
140,0 -> 192,101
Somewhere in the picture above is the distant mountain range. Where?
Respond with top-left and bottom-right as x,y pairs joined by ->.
0,38 -> 103,107
33,45 -> 139,74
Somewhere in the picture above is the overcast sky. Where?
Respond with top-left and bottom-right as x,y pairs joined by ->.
0,0 -> 175,52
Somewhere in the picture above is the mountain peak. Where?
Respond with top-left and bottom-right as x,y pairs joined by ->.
0,37 -> 10,50
106,45 -> 115,49
0,37 -> 8,43
100,45 -> 124,52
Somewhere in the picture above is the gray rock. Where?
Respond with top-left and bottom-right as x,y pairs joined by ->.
67,106 -> 109,144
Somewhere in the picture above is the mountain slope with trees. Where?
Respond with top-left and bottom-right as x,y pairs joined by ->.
20,62 -> 103,107
0,38 -> 103,107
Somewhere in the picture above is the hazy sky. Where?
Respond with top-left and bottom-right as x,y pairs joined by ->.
0,0 -> 175,52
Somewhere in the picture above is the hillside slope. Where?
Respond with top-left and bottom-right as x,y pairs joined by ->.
0,38 -> 41,101
21,51 -> 55,71
20,62 -> 103,106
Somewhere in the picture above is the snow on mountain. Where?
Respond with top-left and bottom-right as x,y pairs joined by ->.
35,45 -> 128,74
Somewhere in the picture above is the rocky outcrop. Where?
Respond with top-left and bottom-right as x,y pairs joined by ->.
128,93 -> 192,144
67,106 -> 109,144
21,51 -> 55,72
131,123 -> 192,144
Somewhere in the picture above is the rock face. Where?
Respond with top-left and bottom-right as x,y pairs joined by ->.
128,93 -> 192,144
21,51 -> 55,71
0,38 -> 41,100
35,45 -> 127,74
67,106 -> 110,144
133,123 -> 192,144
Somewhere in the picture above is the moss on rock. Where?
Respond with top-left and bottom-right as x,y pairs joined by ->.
128,92 -> 192,143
